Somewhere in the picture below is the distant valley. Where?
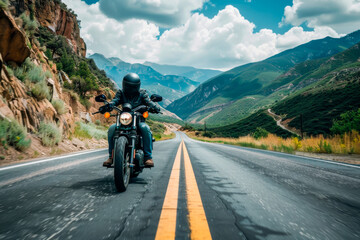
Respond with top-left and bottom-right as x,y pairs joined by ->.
89,54 -> 222,107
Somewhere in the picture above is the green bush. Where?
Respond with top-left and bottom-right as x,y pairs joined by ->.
28,65 -> 45,83
0,0 -> 9,9
5,66 -> 14,77
45,49 -> 53,60
95,119 -> 101,126
181,123 -> 195,131
202,131 -> 215,138
252,127 -> 269,139
74,122 -> 107,140
331,108 -> 360,135
31,81 -> 50,100
51,99 -> 67,115
14,67 -> 25,81
20,13 -> 38,37
79,97 -> 91,110
0,119 -> 31,151
38,122 -> 62,146
317,140 -> 332,153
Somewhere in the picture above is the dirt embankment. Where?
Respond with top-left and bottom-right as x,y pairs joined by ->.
162,123 -> 181,135
0,136 -> 107,167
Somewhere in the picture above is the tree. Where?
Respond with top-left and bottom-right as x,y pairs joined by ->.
252,127 -> 269,139
331,108 -> 360,135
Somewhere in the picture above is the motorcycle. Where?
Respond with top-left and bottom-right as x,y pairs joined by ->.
93,93 -> 162,192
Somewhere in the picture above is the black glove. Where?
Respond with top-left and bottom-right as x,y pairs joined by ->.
149,106 -> 160,113
99,102 -> 114,114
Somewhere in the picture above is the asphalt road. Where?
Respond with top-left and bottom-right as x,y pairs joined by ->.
0,132 -> 359,240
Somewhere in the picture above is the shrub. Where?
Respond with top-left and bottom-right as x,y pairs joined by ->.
317,140 -> 332,153
31,80 -> 50,100
51,99 -> 67,115
14,67 -> 25,81
28,65 -> 45,83
0,119 -> 31,151
331,108 -> 360,135
45,70 -> 52,79
95,119 -> 101,126
153,133 -> 162,140
0,0 -> 9,9
202,131 -> 215,138
19,13 -> 38,37
5,66 -> 14,77
181,123 -> 195,131
292,137 -> 302,150
79,97 -> 91,110
45,49 -> 53,60
38,122 -> 62,146
74,122 -> 107,140
252,127 -> 269,140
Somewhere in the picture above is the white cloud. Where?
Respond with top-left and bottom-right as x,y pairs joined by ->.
63,0 -> 160,63
282,0 -> 360,34
98,0 -> 207,27
156,5 -> 339,69
63,1 -> 340,70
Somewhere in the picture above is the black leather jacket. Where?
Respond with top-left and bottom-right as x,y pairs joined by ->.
111,89 -> 160,113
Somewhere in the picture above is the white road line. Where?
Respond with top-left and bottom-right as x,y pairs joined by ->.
0,149 -> 107,171
0,155 -> 107,187
186,136 -> 360,169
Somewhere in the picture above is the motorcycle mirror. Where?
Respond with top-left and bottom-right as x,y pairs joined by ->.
95,94 -> 107,102
150,94 -> 162,102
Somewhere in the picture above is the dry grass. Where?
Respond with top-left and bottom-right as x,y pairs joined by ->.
188,131 -> 360,155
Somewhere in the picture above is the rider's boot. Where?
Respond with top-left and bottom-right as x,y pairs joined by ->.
144,159 -> 154,168
103,157 -> 113,167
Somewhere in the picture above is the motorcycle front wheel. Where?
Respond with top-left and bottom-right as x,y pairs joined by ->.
113,136 -> 130,192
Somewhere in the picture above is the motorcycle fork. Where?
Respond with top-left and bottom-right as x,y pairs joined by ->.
129,115 -> 137,167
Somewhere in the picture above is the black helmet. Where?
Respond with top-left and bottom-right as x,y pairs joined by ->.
122,73 -> 140,97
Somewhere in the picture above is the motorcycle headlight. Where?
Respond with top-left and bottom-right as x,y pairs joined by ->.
120,112 -> 132,125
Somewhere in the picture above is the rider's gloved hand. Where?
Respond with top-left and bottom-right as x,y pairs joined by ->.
99,102 -> 114,114
149,106 -> 160,113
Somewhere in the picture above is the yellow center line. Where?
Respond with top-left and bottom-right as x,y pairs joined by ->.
155,141 -> 183,240
183,142 -> 212,240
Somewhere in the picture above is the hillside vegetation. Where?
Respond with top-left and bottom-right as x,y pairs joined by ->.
167,30 -> 360,125
205,41 -> 360,139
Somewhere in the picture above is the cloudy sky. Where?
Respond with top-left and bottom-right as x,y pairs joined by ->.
62,0 -> 360,70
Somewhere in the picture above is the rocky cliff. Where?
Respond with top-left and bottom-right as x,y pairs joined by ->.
0,8 -> 30,63
0,2 -> 114,162
8,0 -> 86,57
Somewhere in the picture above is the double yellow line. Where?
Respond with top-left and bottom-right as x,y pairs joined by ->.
155,140 -> 212,240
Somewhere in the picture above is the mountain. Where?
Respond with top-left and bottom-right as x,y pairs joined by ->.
89,54 -> 200,107
143,62 -> 222,83
210,41 -> 360,137
167,30 -> 360,125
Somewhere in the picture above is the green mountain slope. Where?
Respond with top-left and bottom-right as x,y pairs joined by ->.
89,54 -> 200,107
167,30 -> 360,122
210,41 -> 360,137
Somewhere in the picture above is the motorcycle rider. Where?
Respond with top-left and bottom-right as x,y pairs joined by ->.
99,73 -> 160,168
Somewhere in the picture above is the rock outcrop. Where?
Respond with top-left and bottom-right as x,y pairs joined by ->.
0,9 -> 30,64
9,0 -> 86,57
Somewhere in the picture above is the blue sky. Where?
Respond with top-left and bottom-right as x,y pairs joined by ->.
198,0 -> 294,34
82,0 -> 296,34
67,0 -> 360,70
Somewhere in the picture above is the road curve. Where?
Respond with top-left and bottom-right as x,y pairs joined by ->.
0,132 -> 359,240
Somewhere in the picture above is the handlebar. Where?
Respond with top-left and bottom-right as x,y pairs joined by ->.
95,104 -> 161,116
